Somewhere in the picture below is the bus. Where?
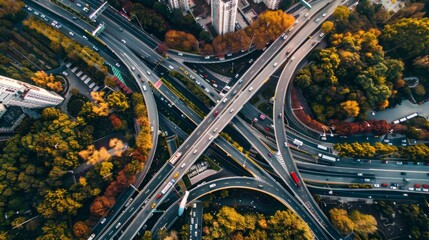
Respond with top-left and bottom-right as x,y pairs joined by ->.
406,112 -> 418,120
161,181 -> 174,194
317,144 -> 328,151
290,171 -> 301,187
169,152 -> 182,165
293,139 -> 303,147
318,153 -> 337,162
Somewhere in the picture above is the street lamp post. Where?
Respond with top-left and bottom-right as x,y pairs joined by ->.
130,184 -> 140,193
248,33 -> 255,52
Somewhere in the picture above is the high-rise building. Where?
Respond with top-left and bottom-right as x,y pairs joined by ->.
168,0 -> 190,11
168,0 -> 181,9
212,0 -> 238,35
0,75 -> 64,109
181,0 -> 190,11
263,0 -> 281,9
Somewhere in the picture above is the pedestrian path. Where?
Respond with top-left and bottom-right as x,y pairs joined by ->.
367,100 -> 429,123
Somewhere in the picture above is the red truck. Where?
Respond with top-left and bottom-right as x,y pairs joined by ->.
290,171 -> 301,187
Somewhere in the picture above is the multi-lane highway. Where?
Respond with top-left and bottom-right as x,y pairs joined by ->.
110,2 -> 348,239
25,0 -> 429,239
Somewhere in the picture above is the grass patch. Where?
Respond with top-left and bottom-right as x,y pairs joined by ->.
202,155 -> 220,171
257,102 -> 273,118
249,95 -> 260,105
160,78 -> 206,118
169,70 -> 213,106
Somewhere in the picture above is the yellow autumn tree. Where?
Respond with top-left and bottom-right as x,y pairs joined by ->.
90,91 -> 110,117
31,71 -> 63,92
341,100 -> 360,117
0,0 -> 25,17
100,161 -> 113,178
321,21 -> 334,33
109,138 -> 125,157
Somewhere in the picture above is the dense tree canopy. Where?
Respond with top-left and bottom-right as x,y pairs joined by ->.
330,208 -> 377,238
382,18 -> 429,59
165,30 -> 198,52
202,206 -> 312,239
294,28 -> 404,121
0,0 -> 25,17
165,10 -> 294,55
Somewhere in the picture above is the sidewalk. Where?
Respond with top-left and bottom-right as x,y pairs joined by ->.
367,100 -> 429,123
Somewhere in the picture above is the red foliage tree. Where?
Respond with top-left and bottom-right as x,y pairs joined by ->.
109,114 -> 123,130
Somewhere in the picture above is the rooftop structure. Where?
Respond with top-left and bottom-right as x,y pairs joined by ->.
212,0 -> 238,35
0,75 -> 64,109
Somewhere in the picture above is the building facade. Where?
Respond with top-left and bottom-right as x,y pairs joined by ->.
0,75 -> 64,109
263,0 -> 281,10
168,0 -> 181,9
211,0 -> 238,35
169,0 -> 191,11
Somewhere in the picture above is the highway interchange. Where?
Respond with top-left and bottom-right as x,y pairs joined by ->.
25,0 -> 429,239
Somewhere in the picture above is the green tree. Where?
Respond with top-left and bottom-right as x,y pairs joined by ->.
107,91 -> 129,111
349,210 -> 377,237
382,18 -> 429,59
333,6 -> 351,21
329,208 -> 355,235
414,84 -> 426,96
321,21 -> 335,33
268,210 -> 313,239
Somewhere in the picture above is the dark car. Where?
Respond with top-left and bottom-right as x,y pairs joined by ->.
213,110 -> 219,116
268,153 -> 273,157
401,172 -> 406,175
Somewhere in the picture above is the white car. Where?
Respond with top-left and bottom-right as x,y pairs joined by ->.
357,173 -> 363,176
121,39 -> 126,44
304,12 -> 309,17
131,66 -> 136,71
69,31 -> 74,36
373,184 -> 380,188
168,65 -> 174,70
209,184 -> 216,188
315,18 -> 320,23
322,13 -> 327,17
195,81 -> 200,85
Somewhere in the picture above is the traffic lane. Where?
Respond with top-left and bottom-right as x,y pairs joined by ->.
159,178 -> 327,238
115,0 -> 340,237
98,165 -> 172,240
97,5 -> 159,48
295,159 -> 429,180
